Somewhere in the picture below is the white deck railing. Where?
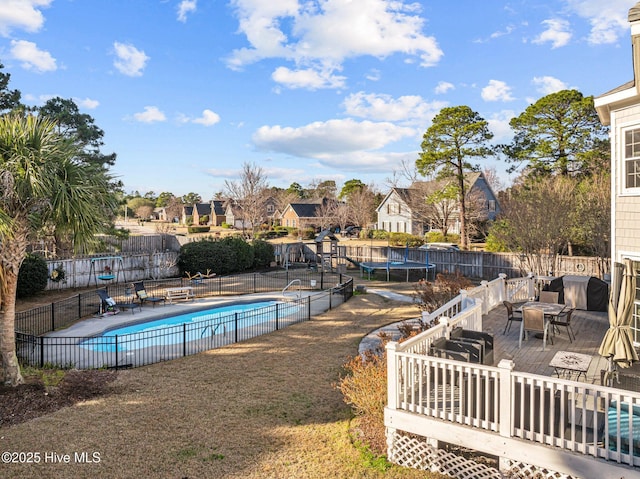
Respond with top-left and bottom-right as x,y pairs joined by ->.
385,273 -> 640,473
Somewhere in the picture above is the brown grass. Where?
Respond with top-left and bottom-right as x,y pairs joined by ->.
2,280 -> 445,479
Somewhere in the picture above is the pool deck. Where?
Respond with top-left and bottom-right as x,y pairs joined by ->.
46,291 -> 328,338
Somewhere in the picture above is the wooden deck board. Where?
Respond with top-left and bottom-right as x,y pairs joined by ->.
483,304 -> 612,383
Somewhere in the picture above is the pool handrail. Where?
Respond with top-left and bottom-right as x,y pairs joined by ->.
282,279 -> 302,298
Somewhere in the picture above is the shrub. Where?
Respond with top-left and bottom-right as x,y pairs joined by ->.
221,236 -> 254,270
187,225 -> 210,234
370,230 -> 389,240
221,222 -> 231,229
414,272 -> 474,320
252,239 -> 275,268
336,349 -> 388,455
185,216 -> 193,226
301,227 -> 316,240
199,214 -> 209,225
425,231 -> 459,244
17,254 -> 49,298
388,232 -> 424,247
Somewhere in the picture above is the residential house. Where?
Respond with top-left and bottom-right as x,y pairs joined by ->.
181,205 -> 194,225
595,1 -> 640,342
192,202 -> 212,226
376,171 -> 500,235
280,198 -> 330,230
210,200 -> 227,226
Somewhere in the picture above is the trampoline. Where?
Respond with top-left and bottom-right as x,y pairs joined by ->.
359,261 -> 436,282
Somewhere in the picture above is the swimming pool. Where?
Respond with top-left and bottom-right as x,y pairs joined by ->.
80,300 -> 302,352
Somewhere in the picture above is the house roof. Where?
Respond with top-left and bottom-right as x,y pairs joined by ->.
194,203 -> 211,215
377,172 -> 489,212
289,202 -> 321,218
212,200 -> 226,216
183,205 -> 193,216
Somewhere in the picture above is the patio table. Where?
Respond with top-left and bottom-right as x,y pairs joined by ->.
549,350 -> 592,381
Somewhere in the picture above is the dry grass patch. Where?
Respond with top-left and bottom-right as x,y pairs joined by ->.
3,286 -> 445,478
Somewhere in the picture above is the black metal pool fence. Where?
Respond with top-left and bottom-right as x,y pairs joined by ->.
15,269 -> 353,370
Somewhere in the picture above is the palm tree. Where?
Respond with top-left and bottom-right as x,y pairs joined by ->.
0,113 -> 117,386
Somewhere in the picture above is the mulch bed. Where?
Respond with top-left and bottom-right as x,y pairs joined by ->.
0,370 -> 118,428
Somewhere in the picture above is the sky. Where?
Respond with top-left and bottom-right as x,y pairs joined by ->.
0,0 -> 638,199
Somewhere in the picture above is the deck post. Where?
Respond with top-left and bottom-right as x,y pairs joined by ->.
386,341 -> 398,410
498,273 -> 507,303
480,280 -> 489,314
497,359 -> 515,472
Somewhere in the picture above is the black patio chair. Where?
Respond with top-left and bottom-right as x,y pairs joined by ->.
503,300 -> 522,334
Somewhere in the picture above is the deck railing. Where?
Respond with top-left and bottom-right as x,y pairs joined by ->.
385,274 -> 640,473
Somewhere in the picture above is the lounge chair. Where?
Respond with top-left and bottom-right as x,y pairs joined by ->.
96,289 -> 140,315
132,281 -> 165,307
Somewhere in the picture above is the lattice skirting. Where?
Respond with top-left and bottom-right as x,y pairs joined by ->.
386,429 -> 580,479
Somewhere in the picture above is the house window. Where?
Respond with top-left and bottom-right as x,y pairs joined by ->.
624,128 -> 640,189
488,200 -> 496,212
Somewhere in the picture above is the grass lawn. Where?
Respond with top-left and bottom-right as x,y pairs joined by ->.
2,282 -> 446,479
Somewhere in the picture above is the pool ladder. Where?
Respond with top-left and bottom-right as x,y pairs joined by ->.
282,279 -> 301,298
200,323 -> 225,338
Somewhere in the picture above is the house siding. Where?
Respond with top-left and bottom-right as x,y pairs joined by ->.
611,104 -> 640,261
376,190 -> 421,235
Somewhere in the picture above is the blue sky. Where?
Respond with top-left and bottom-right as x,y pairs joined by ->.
0,0 -> 637,199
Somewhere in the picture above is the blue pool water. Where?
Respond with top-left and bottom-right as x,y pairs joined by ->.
81,300 -> 298,352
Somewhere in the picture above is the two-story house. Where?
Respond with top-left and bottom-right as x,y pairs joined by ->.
376,171 -> 500,236
595,1 -> 640,343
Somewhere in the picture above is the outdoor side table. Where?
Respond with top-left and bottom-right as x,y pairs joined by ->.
549,350 -> 593,381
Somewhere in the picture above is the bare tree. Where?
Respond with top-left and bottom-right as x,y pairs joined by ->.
573,173 -> 611,277
314,199 -> 339,231
490,175 -> 575,276
224,162 -> 269,237
346,186 -> 377,231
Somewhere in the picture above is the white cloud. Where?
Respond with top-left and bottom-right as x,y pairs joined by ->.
566,0 -> 633,45
342,91 -> 447,122
193,109 -> 221,126
486,110 -> 516,143
0,0 -> 51,37
10,40 -> 56,72
481,80 -> 514,102
434,81 -> 454,94
76,97 -> 99,109
271,66 -> 346,89
252,118 -> 415,158
113,42 -> 149,77
532,18 -> 572,49
227,0 -> 443,89
366,69 -> 381,81
133,106 -> 166,123
532,75 -> 568,95
177,0 -> 197,23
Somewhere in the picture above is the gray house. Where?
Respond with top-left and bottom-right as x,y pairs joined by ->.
376,171 -> 500,235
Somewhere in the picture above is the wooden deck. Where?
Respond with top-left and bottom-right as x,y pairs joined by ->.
483,303 -> 612,382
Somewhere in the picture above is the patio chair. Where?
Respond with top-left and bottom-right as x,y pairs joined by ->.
519,306 -> 553,350
539,291 -> 559,303
96,289 -> 140,315
132,281 -> 166,307
503,300 -> 523,334
550,308 -> 576,342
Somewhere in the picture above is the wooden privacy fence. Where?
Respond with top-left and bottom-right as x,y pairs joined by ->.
45,251 -> 180,291
341,245 -> 608,281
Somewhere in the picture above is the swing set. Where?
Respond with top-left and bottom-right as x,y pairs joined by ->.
87,256 -> 127,287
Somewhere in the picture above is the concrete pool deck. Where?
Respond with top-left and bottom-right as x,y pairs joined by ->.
46,291 -> 329,338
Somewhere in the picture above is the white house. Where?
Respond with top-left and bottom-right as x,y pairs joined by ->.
376,171 -> 500,236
